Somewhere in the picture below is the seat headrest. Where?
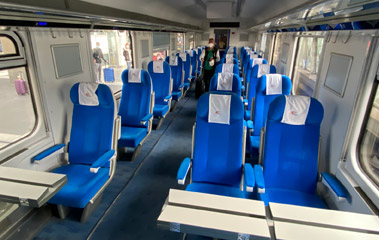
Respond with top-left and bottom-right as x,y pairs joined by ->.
268,95 -> 324,125
266,74 -> 283,95
128,69 -> 142,83
217,72 -> 234,91
252,58 -> 264,67
257,75 -> 292,95
257,64 -> 271,78
222,64 -> 234,73
71,83 -> 113,107
179,52 -> 187,62
197,92 -> 243,125
78,82 -> 99,106
153,60 -> 164,73
169,55 -> 178,66
186,50 -> 194,57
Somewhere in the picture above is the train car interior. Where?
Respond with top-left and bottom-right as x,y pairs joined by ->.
0,0 -> 378,239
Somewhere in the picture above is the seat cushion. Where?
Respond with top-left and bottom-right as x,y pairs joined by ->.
153,104 -> 169,117
49,164 -> 109,208
245,110 -> 251,120
172,91 -> 182,101
250,135 -> 260,149
186,182 -> 245,199
260,188 -> 327,209
119,126 -> 148,148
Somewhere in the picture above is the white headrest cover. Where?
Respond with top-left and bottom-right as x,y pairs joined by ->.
186,50 -> 194,57
179,52 -> 187,62
128,69 -> 142,83
250,54 -> 258,59
208,94 -> 231,125
170,55 -> 178,66
281,95 -> 311,125
153,60 -> 164,73
217,72 -> 234,91
266,74 -> 282,95
245,47 -> 250,50
222,64 -> 234,73
252,58 -> 263,67
78,82 -> 99,106
257,64 -> 271,78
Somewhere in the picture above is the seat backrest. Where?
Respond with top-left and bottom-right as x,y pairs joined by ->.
186,50 -> 197,77
69,83 -> 115,165
215,63 -> 239,76
209,73 -> 241,96
177,52 -> 191,84
147,60 -> 171,105
246,63 -> 274,106
197,48 -> 202,72
253,74 -> 291,135
193,93 -> 244,187
263,95 -> 324,194
118,69 -> 152,128
165,55 -> 183,92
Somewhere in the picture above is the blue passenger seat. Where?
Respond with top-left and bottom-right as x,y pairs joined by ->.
34,83 -> 120,222
209,73 -> 241,96
247,74 -> 291,156
178,52 -> 191,91
165,54 -> 184,105
176,93 -> 255,198
118,69 -> 153,160
187,49 -> 197,82
254,95 -> 333,208
147,60 -> 172,129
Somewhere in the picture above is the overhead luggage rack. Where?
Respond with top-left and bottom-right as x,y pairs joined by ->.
0,166 -> 67,208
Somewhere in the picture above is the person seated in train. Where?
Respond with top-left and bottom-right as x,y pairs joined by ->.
199,38 -> 220,92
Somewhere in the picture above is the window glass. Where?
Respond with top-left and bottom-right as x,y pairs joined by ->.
90,30 -> 133,89
0,36 -> 17,56
359,84 -> 379,186
272,34 -> 283,67
292,37 -> 324,96
0,67 -> 35,149
189,34 -> 194,50
177,33 -> 184,52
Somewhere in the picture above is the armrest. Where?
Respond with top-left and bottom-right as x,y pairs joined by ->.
32,144 -> 65,163
247,120 -> 254,130
243,98 -> 248,106
164,95 -> 172,102
179,83 -> 185,89
140,113 -> 153,125
244,163 -> 255,192
254,165 -> 265,194
90,150 -> 116,173
177,157 -> 192,185
321,172 -> 349,201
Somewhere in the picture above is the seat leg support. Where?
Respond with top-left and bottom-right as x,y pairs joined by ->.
130,144 -> 142,162
155,118 -> 164,131
56,204 -> 70,219
171,101 -> 178,112
80,193 -> 103,223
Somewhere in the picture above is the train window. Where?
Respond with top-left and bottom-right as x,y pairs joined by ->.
0,36 -> 17,56
90,30 -> 133,88
189,34 -> 194,49
359,82 -> 379,186
177,33 -> 184,52
153,50 -> 166,61
0,67 -> 36,149
272,34 -> 283,68
292,37 -> 324,96
153,32 -> 169,61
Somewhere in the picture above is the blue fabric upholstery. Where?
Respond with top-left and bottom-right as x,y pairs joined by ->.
209,73 -> 241,96
177,157 -> 191,182
186,182 -> 245,198
118,69 -> 152,148
258,95 -> 326,209
147,61 -> 171,118
188,50 -> 197,78
165,56 -> 183,101
192,93 -> 244,188
153,104 -> 169,117
119,126 -> 148,149
177,52 -> 191,89
50,165 -> 109,208
48,83 -> 115,209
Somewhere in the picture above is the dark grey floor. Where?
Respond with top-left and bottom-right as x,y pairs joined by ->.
35,91 -> 210,240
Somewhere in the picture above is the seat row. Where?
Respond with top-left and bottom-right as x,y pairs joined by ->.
176,45 -> 348,211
